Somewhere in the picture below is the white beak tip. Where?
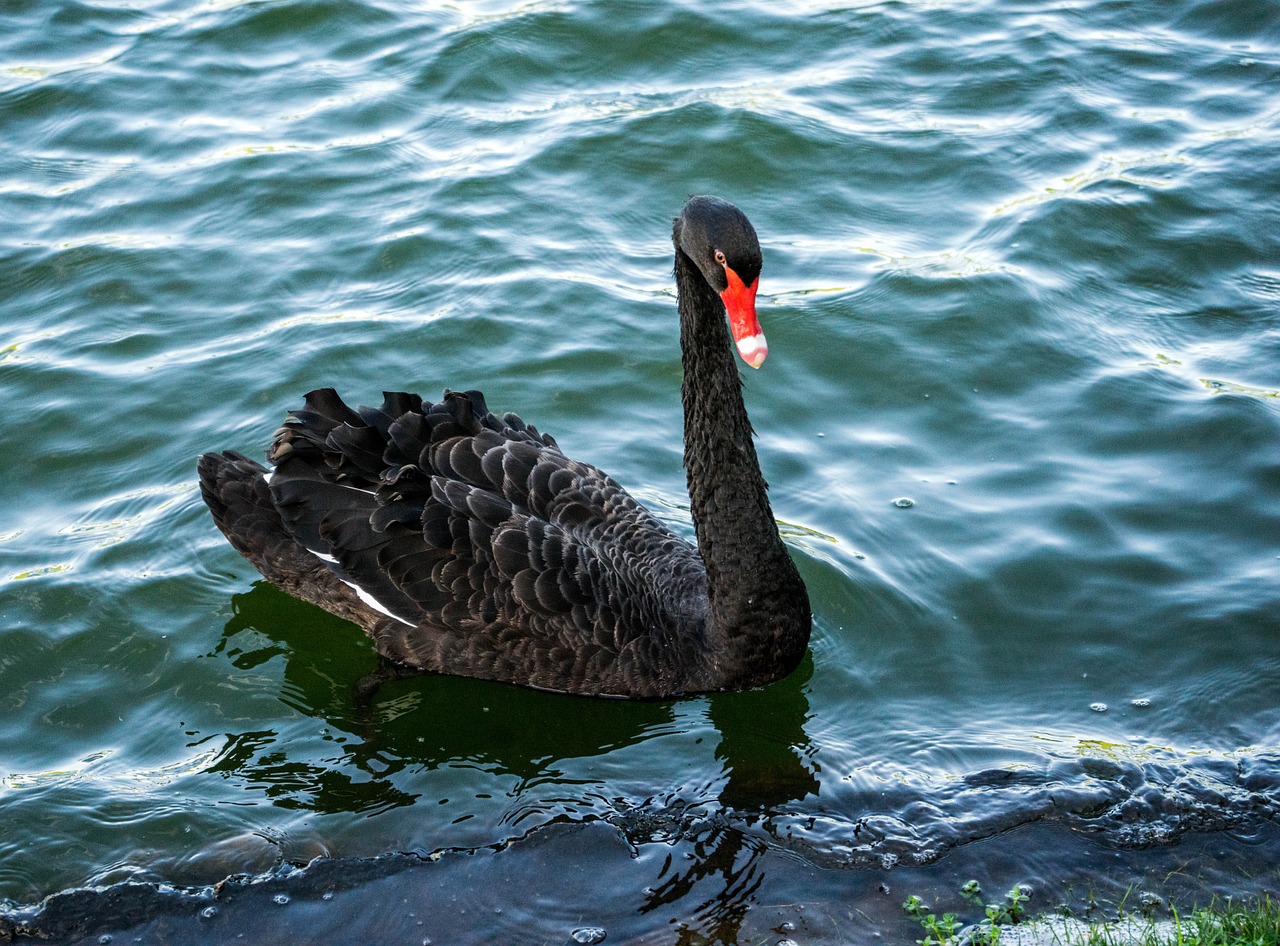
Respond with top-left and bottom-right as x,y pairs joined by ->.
735,333 -> 768,369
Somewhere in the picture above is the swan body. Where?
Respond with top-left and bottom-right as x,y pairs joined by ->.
198,196 -> 810,698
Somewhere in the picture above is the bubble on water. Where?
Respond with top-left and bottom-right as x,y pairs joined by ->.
571,927 -> 607,945
778,940 -> 801,946
1090,702 -> 1108,713
1131,698 -> 1151,708
199,905 -> 218,919
322,891 -> 334,901
893,497 -> 914,508
99,936 -> 113,945
779,921 -> 796,933
272,893 -> 290,905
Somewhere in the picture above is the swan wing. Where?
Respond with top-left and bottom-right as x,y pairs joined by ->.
264,388 -> 705,685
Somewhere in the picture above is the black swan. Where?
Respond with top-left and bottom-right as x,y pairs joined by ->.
197,196 -> 811,698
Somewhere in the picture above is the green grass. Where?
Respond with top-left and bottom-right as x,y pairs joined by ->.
1064,897 -> 1280,946
903,886 -> 1280,946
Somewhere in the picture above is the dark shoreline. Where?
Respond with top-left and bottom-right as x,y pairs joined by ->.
6,810 -> 1278,945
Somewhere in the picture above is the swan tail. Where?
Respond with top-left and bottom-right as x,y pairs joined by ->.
196,450 -> 370,625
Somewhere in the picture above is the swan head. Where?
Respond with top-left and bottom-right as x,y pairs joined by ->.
675,196 -> 767,369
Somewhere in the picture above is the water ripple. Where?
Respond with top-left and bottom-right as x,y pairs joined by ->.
2,0 -> 1280,925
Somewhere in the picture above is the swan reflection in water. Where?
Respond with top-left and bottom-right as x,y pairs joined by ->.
197,579 -> 820,945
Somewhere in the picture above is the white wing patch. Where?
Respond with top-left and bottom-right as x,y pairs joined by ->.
341,579 -> 416,627
265,460 -> 406,626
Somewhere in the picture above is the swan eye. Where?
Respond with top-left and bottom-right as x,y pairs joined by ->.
714,249 -> 726,265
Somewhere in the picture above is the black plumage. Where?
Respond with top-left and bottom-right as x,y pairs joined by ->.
197,196 -> 811,698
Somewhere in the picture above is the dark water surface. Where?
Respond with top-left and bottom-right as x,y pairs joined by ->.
2,0 -> 1279,942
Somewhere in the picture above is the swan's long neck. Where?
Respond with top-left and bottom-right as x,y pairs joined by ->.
675,248 -> 810,673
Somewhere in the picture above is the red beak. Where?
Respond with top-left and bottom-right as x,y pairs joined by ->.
720,268 -> 766,368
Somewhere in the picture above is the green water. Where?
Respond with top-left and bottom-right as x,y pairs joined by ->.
2,0 -> 1279,941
